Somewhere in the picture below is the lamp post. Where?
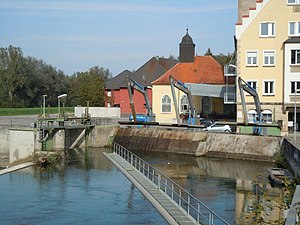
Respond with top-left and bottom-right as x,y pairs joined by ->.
42,95 -> 47,118
294,89 -> 300,140
58,94 -> 67,116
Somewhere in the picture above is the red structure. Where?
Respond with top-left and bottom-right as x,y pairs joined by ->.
105,57 -> 177,117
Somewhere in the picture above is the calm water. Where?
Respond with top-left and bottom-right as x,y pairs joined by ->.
0,147 -> 275,225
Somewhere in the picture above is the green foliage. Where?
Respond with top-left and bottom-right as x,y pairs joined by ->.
204,47 -> 236,66
0,45 -> 27,106
70,66 -> 109,107
0,45 -> 112,108
273,151 -> 289,168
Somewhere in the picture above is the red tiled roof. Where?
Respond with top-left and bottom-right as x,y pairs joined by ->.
152,56 -> 224,85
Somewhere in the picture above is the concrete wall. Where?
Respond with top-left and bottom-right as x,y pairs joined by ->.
114,127 -> 282,161
9,128 -> 35,163
0,126 -> 9,154
282,138 -> 300,178
86,125 -> 118,148
74,107 -> 120,118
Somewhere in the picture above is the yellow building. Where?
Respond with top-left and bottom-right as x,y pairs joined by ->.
152,30 -> 225,124
236,0 -> 300,135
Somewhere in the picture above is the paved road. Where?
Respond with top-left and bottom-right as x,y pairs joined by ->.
0,115 -> 40,127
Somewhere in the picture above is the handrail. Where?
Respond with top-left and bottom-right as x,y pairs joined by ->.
113,142 -> 230,225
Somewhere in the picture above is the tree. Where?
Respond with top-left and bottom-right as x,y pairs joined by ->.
70,66 -> 111,107
0,45 -> 26,107
204,47 -> 213,56
204,48 -> 235,66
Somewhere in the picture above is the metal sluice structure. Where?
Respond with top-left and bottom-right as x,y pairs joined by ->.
112,142 -> 230,225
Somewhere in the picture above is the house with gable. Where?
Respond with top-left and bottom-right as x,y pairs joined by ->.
151,30 -> 227,124
235,0 -> 300,135
105,57 -> 177,117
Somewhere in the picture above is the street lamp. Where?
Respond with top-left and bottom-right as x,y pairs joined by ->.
58,94 -> 67,116
294,89 -> 300,139
42,95 -> 47,118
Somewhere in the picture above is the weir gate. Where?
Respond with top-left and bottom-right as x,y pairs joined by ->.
104,142 -> 230,225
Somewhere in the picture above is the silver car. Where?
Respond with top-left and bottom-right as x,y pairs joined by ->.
202,123 -> 232,133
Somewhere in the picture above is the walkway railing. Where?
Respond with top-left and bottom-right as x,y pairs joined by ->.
113,142 -> 230,225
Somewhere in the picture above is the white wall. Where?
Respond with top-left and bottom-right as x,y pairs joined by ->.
9,129 -> 34,163
75,107 -> 120,118
284,43 -> 300,104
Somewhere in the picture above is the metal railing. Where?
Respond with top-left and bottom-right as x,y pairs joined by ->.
113,142 -> 230,225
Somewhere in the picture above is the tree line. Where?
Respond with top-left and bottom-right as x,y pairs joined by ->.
0,45 -> 112,108
0,45 -> 234,108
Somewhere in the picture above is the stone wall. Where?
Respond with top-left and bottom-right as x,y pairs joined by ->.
114,127 -> 282,161
282,138 -> 300,178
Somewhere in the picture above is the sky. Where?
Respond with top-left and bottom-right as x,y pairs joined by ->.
0,0 -> 238,76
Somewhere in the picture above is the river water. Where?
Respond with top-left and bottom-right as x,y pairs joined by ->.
0,147 -> 280,225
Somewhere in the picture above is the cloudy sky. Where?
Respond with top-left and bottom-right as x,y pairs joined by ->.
0,0 -> 237,76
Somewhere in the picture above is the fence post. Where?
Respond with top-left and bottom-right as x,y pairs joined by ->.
158,173 -> 161,189
197,203 -> 200,223
187,195 -> 190,215
179,189 -> 181,207
165,179 -> 167,194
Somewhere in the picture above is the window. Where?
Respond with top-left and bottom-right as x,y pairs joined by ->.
247,109 -> 257,123
180,95 -> 189,113
263,81 -> 274,95
260,22 -> 275,37
291,50 -> 300,65
247,81 -> 258,91
262,109 -> 272,123
246,51 -> 258,66
263,50 -> 275,66
289,22 -> 300,36
162,95 -> 171,113
287,0 -> 300,4
291,81 -> 300,94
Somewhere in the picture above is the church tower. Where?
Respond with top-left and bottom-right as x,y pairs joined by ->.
179,29 -> 195,63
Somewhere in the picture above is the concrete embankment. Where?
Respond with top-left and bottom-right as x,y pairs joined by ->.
114,127 -> 282,161
0,125 -> 119,165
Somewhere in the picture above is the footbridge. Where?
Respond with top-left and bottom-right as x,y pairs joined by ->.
104,143 -> 230,225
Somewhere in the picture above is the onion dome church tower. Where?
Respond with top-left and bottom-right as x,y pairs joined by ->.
179,29 -> 195,63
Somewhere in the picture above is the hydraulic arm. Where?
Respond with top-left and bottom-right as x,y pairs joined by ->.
126,76 -> 153,123
238,77 -> 263,134
169,75 -> 196,125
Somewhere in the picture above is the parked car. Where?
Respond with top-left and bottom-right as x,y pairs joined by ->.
129,114 -> 149,122
202,123 -> 232,133
199,118 -> 213,127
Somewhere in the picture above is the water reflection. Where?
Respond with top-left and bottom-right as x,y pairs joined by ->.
0,147 -> 168,225
0,147 -> 286,225
131,149 -> 285,224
